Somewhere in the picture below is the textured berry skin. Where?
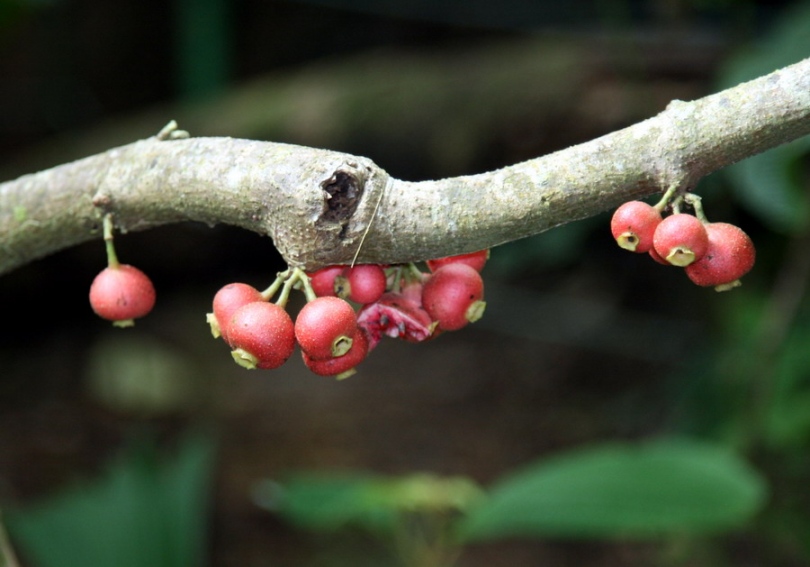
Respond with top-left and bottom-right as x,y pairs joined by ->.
89,264 -> 156,324
211,283 -> 264,343
295,296 -> 358,359
227,302 -> 295,369
335,264 -> 387,305
427,250 -> 489,273
653,213 -> 709,267
356,292 -> 434,350
610,201 -> 662,253
421,263 -> 485,331
685,222 -> 756,290
307,266 -> 344,297
302,328 -> 369,377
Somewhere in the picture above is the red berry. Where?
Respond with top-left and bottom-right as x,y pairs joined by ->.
334,264 -> 387,305
89,264 -> 156,327
307,266 -> 344,297
208,283 -> 264,343
295,297 -> 358,359
685,222 -> 756,291
302,328 -> 369,378
652,213 -> 709,267
227,302 -> 295,369
356,292 -> 435,350
648,247 -> 671,266
427,249 -> 489,273
610,201 -> 662,253
421,263 -> 485,331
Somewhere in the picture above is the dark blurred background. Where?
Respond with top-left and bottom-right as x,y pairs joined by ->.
1,0 -> 810,565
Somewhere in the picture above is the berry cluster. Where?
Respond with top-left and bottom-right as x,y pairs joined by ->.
206,251 -> 489,379
89,215 -> 156,327
610,192 -> 755,291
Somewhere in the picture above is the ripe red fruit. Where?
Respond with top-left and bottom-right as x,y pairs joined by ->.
421,263 -> 485,331
307,266 -> 344,297
295,296 -> 358,359
652,213 -> 709,267
610,201 -> 662,253
648,246 -> 671,266
427,249 -> 489,273
302,328 -> 369,378
208,283 -> 264,343
89,264 -> 156,327
334,264 -> 387,305
685,222 -> 756,291
227,302 -> 296,369
356,292 -> 435,350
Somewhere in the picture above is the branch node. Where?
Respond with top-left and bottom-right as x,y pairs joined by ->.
317,162 -> 368,233
155,120 -> 190,141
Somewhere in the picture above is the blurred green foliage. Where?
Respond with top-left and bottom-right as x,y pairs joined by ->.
719,0 -> 810,234
255,439 -> 765,566
4,432 -> 216,567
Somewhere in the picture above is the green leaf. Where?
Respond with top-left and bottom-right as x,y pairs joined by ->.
264,472 -> 398,534
458,439 -> 767,541
260,471 -> 483,536
5,432 -> 217,567
717,2 -> 810,233
724,139 -> 810,233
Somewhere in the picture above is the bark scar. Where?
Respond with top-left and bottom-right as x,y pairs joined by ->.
317,162 -> 366,238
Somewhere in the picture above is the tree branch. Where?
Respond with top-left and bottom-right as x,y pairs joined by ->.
1,57 -> 808,275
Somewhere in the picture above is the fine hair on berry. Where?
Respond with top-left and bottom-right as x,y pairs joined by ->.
685,222 -> 756,291
227,301 -> 296,369
652,213 -> 709,267
610,201 -> 662,253
89,264 -> 156,326
295,296 -> 358,359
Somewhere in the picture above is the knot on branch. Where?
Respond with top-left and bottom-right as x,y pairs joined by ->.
317,162 -> 368,238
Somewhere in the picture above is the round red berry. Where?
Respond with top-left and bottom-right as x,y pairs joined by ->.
295,296 -> 358,359
610,201 -> 662,253
427,249 -> 489,273
685,222 -> 756,291
89,264 -> 156,327
421,263 -> 485,331
302,328 -> 369,378
227,302 -> 295,369
209,283 -> 264,343
307,266 -> 344,297
648,246 -> 671,266
652,213 -> 709,267
335,264 -> 387,305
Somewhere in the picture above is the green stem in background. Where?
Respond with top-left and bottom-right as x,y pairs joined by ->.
102,214 -> 120,269
0,513 -> 21,567
393,511 -> 461,567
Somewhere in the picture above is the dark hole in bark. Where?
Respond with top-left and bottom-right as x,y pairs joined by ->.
320,170 -> 362,224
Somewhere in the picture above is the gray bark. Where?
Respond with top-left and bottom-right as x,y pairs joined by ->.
1,57 -> 808,275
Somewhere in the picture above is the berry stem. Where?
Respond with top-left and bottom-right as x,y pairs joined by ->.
102,214 -> 120,269
275,267 -> 312,307
387,265 -> 404,293
683,193 -> 709,223
296,269 -> 319,303
653,182 -> 682,213
260,269 -> 290,301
